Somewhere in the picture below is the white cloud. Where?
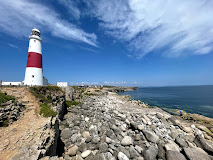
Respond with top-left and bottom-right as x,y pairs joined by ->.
0,0 -> 97,46
86,0 -> 213,58
8,43 -> 18,49
57,0 -> 81,19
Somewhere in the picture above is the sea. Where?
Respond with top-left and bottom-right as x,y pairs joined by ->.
118,85 -> 213,118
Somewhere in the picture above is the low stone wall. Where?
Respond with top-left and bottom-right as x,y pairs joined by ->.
0,100 -> 25,127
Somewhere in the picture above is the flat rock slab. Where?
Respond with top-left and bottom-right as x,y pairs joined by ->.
142,130 -> 159,143
184,147 -> 212,160
166,150 -> 186,160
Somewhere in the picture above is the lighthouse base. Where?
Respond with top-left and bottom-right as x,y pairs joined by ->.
24,68 -> 43,86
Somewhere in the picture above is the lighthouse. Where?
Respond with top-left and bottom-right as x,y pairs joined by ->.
24,28 -> 43,86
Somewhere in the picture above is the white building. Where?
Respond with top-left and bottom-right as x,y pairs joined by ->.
57,82 -> 68,87
1,81 -> 24,86
24,28 -> 43,86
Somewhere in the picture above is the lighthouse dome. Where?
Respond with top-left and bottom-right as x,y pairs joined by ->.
31,28 -> 40,37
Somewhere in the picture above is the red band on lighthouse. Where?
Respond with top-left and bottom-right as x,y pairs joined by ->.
26,52 -> 42,68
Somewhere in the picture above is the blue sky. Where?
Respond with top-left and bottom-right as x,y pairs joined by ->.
0,0 -> 213,87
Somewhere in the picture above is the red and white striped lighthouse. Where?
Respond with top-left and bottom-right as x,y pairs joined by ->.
24,28 -> 43,86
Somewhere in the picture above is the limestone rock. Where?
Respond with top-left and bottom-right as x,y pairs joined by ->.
166,150 -> 186,160
194,135 -> 213,154
165,141 -> 180,152
118,152 -> 129,160
175,136 -> 188,148
138,125 -> 144,131
129,146 -> 140,159
99,142 -> 108,153
184,147 -> 211,160
81,150 -> 92,158
144,144 -> 158,160
142,130 -> 159,143
68,145 -> 79,156
121,136 -> 133,146
82,131 -> 90,139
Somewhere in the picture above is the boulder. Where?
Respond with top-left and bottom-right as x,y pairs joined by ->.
103,152 -> 116,160
71,133 -> 81,143
93,154 -> 105,160
184,147 -> 211,160
194,135 -> 213,154
117,146 -> 130,158
130,121 -> 138,130
138,125 -> 144,131
157,140 -> 165,160
99,142 -> 108,153
175,136 -> 188,148
118,152 -> 129,160
78,143 -> 88,152
82,131 -> 90,138
165,141 -> 180,152
60,128 -> 72,140
68,145 -> 78,156
81,150 -> 92,158
121,136 -> 133,146
129,146 -> 140,159
144,144 -> 158,160
135,145 -> 143,154
166,150 -> 186,160
142,130 -> 159,143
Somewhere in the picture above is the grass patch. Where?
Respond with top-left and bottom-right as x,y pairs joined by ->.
29,86 -> 62,103
39,103 -> 57,118
2,120 -> 9,127
0,92 -> 16,107
30,86 -> 62,95
65,100 -> 81,107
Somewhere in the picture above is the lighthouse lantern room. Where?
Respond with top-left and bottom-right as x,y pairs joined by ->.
24,28 -> 43,86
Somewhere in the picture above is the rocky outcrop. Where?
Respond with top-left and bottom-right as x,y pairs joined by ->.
3,87 -> 213,160
61,86 -> 74,101
0,100 -> 25,127
50,92 -> 66,120
11,117 -> 60,160
105,87 -> 138,93
7,87 -> 67,160
55,93 -> 213,160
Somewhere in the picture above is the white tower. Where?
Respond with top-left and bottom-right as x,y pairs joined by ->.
24,28 -> 43,86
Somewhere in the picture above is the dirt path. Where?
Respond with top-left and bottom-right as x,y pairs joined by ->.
0,87 -> 47,160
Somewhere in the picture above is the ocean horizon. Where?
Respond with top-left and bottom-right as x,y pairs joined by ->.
118,85 -> 213,118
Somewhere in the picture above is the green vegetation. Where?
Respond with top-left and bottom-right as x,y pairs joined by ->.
0,92 -> 16,107
65,100 -> 81,107
30,86 -> 62,103
29,86 -> 63,118
2,120 -> 9,127
39,103 -> 57,118
30,86 -> 62,94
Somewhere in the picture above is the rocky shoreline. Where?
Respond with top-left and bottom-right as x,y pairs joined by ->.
1,86 -> 213,160
44,90 -> 213,160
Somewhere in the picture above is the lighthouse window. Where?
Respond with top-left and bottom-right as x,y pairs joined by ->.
32,75 -> 34,78
34,40 -> 36,42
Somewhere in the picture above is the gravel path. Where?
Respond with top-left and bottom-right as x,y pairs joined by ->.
0,87 -> 47,160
